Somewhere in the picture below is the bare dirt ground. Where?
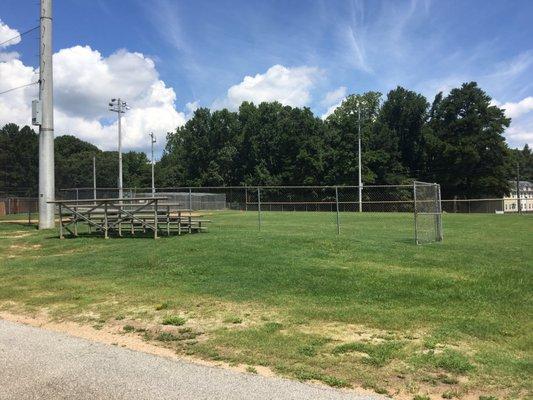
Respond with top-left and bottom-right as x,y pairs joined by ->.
0,310 -> 379,399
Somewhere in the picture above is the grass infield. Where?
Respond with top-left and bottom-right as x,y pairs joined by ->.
0,211 -> 531,398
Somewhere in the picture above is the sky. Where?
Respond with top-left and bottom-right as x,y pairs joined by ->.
1,0 -> 532,158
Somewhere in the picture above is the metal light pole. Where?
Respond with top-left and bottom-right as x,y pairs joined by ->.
108,98 -> 129,199
358,103 -> 363,213
149,132 -> 156,196
516,162 -> 521,214
38,0 -> 55,229
93,155 -> 97,200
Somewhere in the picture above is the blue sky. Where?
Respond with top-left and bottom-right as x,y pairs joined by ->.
1,0 -> 532,153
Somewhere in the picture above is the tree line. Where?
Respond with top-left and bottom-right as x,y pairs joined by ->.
159,82 -> 531,198
1,82 -> 532,199
0,125 -> 153,196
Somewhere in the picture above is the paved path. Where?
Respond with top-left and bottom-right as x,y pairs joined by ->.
0,319 -> 381,400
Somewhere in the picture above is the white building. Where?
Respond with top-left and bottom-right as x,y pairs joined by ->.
504,180 -> 533,213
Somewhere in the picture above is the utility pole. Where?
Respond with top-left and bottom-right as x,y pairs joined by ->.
38,0 -> 55,229
516,162 -> 521,214
108,98 -> 129,199
93,155 -> 96,200
358,103 -> 363,213
149,132 -> 156,196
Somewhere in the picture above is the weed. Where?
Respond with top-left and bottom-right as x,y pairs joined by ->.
156,302 -> 170,311
223,315 -> 243,324
162,316 -> 186,326
440,375 -> 459,385
123,325 -> 135,333
435,350 -> 474,374
413,396 -> 430,400
424,337 -> 438,350
298,345 -> 317,357
373,387 -> 388,395
442,390 -> 457,399
321,375 -> 350,388
333,341 -> 403,367
412,349 -> 474,375
263,322 -> 283,332
157,332 -> 179,342
246,366 -> 257,374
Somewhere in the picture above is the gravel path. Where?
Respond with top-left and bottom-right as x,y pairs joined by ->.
0,319 -> 382,400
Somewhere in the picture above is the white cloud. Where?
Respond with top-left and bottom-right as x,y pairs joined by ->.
0,59 -> 39,126
499,97 -> 533,119
320,86 -> 347,107
0,22 -> 187,154
339,25 -> 372,73
215,64 -> 321,110
506,125 -> 533,148
0,19 -> 20,48
489,51 -> 533,81
321,100 -> 344,120
0,51 -> 19,62
185,101 -> 199,119
319,86 -> 347,119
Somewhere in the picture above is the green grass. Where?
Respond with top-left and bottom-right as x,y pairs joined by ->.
0,211 -> 531,397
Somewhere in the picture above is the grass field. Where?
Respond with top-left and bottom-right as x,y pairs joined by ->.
0,211 -> 531,399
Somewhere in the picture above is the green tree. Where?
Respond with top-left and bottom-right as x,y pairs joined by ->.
0,124 -> 39,195
325,92 -> 382,185
123,151 -> 151,188
238,102 -> 326,185
509,144 -> 533,182
55,135 -> 99,191
378,87 -> 430,177
429,82 -> 511,198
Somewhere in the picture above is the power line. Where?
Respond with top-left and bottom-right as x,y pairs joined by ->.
0,25 -> 39,48
0,81 -> 39,96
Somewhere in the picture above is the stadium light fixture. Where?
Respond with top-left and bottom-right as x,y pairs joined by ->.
108,98 -> 129,199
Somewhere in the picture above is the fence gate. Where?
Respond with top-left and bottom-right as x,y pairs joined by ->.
413,181 -> 443,244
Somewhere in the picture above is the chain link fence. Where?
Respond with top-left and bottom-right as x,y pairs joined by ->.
58,185 -> 439,243
0,196 -> 38,219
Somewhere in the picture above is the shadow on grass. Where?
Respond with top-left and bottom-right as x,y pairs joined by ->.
0,221 -> 38,229
45,231 -> 200,240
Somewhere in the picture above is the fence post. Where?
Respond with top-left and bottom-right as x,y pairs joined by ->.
335,186 -> 340,234
257,187 -> 262,231
76,188 -> 79,205
413,182 -> 418,244
245,187 -> 248,212
359,183 -> 363,213
189,188 -> 192,210
437,184 -> 443,241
